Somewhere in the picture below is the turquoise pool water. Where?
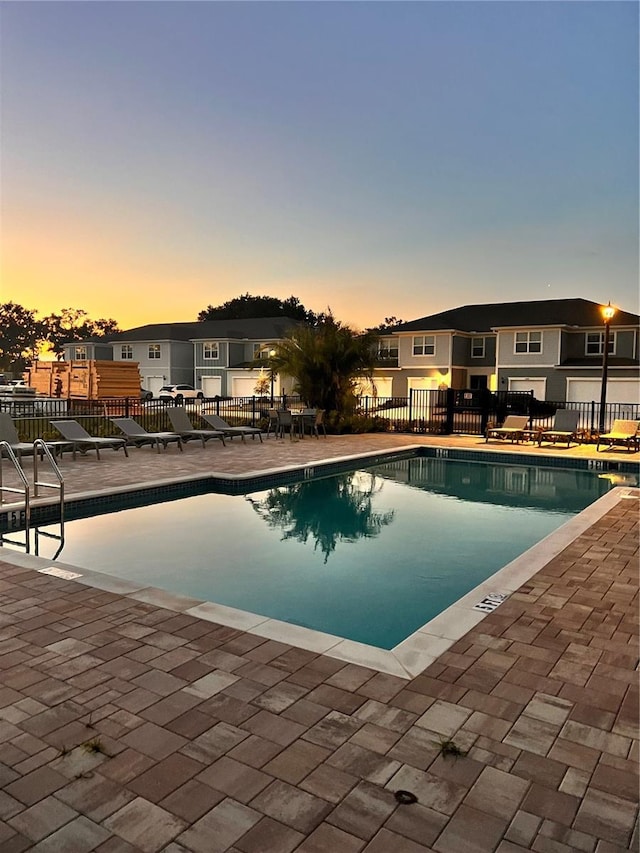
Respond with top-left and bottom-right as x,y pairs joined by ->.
22,457 -> 611,648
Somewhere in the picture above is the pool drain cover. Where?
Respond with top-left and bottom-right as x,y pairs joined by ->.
394,790 -> 418,805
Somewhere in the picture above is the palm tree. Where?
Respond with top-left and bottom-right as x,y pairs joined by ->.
270,313 -> 380,414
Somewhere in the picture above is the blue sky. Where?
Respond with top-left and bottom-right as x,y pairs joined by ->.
2,1 -> 638,329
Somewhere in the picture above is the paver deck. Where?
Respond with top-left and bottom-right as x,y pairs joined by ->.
0,433 -> 637,851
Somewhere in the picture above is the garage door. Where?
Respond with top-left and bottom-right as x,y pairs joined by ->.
407,377 -> 441,391
508,378 -> 546,399
566,378 -> 640,404
357,377 -> 393,398
201,376 -> 222,398
232,376 -> 261,397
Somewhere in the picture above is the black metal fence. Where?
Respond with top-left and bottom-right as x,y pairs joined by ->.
2,391 -> 639,442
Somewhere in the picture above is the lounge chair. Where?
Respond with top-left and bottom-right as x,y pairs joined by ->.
202,413 -> 262,443
537,410 -> 581,448
50,420 -> 128,460
597,420 -> 640,453
0,413 -> 71,461
167,407 -> 226,447
111,417 -> 183,453
485,415 -> 529,444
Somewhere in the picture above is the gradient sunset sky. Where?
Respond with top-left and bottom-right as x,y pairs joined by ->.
2,1 -> 638,331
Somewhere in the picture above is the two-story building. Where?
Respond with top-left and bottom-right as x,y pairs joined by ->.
63,317 -> 299,397
375,299 -> 639,403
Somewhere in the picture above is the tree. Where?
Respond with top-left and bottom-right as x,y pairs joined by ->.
42,309 -> 121,360
198,293 -> 319,324
368,316 -> 406,332
269,313 -> 380,413
0,302 -> 45,373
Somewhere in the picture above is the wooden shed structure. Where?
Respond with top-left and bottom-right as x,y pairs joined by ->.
26,360 -> 141,399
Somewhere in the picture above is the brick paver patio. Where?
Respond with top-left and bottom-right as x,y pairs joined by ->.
0,434 -> 637,851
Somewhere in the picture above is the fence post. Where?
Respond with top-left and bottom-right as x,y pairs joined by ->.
252,396 -> 257,427
590,401 -> 595,433
408,388 -> 413,432
125,397 -> 130,418
444,388 -> 455,434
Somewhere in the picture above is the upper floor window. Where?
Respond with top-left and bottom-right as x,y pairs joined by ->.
148,344 -> 161,360
74,346 -> 87,360
585,331 -> 615,356
204,342 -> 220,360
377,338 -> 399,359
412,335 -> 435,356
253,344 -> 270,359
121,345 -> 133,360
514,331 -> 542,354
471,337 -> 485,358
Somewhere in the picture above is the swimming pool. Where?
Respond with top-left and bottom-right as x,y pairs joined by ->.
11,456 -> 613,649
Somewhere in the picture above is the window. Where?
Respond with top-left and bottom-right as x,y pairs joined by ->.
377,338 -> 399,359
253,344 -> 270,359
148,344 -> 161,359
121,345 -> 133,360
412,335 -> 435,356
514,331 -> 542,354
471,337 -> 485,358
204,342 -> 219,360
74,346 -> 87,360
585,332 -> 615,356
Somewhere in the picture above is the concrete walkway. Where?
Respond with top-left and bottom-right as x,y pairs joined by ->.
0,434 -> 637,851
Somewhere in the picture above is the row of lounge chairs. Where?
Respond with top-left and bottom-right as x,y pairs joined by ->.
486,412 -> 640,452
0,409 -> 263,462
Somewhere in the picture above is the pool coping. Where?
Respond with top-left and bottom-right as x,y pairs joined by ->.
2,444 -> 637,679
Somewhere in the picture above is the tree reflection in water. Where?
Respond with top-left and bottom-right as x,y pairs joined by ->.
246,472 -> 395,563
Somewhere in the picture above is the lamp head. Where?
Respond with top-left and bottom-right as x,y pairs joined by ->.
601,302 -> 616,323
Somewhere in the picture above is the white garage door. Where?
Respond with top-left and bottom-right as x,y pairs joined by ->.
232,376 -> 261,397
144,376 -> 165,396
407,377 -> 441,391
201,376 -> 222,398
357,377 -> 393,397
508,378 -> 546,399
566,378 -> 640,404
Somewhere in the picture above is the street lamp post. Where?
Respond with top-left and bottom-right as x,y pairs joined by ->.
269,349 -> 276,406
598,302 -> 616,433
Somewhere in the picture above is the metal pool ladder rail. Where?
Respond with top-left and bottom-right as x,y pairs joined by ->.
0,440 -> 65,554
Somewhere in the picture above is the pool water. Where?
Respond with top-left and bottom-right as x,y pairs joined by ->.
25,457 -> 610,648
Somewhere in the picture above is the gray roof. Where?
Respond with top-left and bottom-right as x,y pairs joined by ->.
393,299 -> 639,334
108,317 -> 300,343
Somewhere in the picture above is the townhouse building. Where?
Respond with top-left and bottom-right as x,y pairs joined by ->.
374,298 -> 639,403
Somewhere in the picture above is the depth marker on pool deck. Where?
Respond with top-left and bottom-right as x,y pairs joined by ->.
38,567 -> 83,580
473,592 -> 508,613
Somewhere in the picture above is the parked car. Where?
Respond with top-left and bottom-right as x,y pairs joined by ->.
158,384 -> 204,403
140,387 -> 153,401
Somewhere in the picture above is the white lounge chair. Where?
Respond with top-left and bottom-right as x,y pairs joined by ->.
111,417 -> 183,453
485,415 -> 529,444
167,408 -> 227,447
202,413 -> 262,443
50,420 -> 128,460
